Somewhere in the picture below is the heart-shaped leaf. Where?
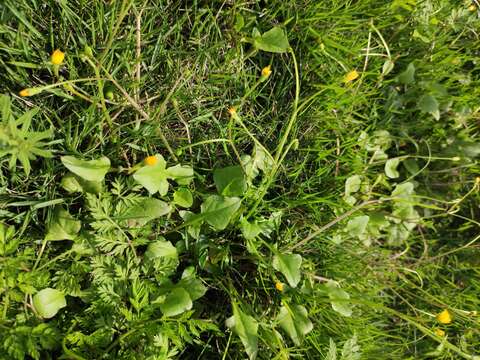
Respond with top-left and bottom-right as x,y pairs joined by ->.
133,154 -> 169,195
33,288 -> 67,319
226,302 -> 258,360
61,156 -> 110,182
200,195 -> 241,230
276,305 -> 313,345
272,253 -> 302,288
45,207 -> 81,241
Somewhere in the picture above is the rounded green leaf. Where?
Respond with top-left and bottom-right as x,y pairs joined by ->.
213,165 -> 246,196
385,158 -> 400,179
133,155 -> 168,195
61,156 -> 110,182
33,288 -> 66,319
173,188 -> 193,208
160,287 -> 192,317
45,208 -> 81,241
272,253 -> 302,288
200,195 -> 241,230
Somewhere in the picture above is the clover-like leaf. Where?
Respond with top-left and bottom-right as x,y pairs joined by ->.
61,156 -> 110,182
272,253 -> 302,288
33,288 -> 67,319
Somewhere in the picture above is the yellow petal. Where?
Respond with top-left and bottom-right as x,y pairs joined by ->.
275,282 -> 284,292
228,107 -> 237,116
261,65 -> 272,78
51,49 -> 65,65
436,309 -> 452,324
344,70 -> 359,83
19,89 -> 30,97
434,329 -> 445,337
144,155 -> 158,166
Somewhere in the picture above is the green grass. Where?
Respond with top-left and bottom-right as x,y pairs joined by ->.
0,0 -> 479,359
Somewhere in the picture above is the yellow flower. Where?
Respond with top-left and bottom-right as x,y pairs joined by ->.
275,282 -> 284,292
344,70 -> 359,83
19,89 -> 30,97
51,49 -> 65,65
261,65 -> 272,79
228,107 -> 237,116
469,4 -> 477,11
436,309 -> 452,324
434,328 -> 445,337
144,155 -> 158,166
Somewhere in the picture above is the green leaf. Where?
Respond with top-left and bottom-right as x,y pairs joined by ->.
45,208 -> 81,241
226,302 -> 258,360
165,164 -> 194,185
173,188 -> 193,208
391,182 -> 414,198
60,173 -> 102,194
234,13 -> 245,31
33,288 -> 67,319
0,223 -> 18,256
385,158 -> 400,179
382,59 -> 395,76
160,287 -> 192,317
276,305 -> 313,346
254,27 -> 290,53
61,156 -> 110,182
213,165 -> 246,196
272,253 -> 302,288
123,198 -> 171,227
403,159 -> 419,175
0,94 -> 11,121
326,281 -> 352,317
200,195 -> 241,230
346,216 -> 369,237
418,94 -> 440,120
345,175 -> 361,196
145,240 -> 178,261
341,335 -> 361,360
326,338 -> 338,360
133,155 -> 169,195
397,63 -> 415,84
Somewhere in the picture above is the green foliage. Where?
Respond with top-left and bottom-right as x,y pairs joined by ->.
272,253 -> 302,288
226,302 -> 259,360
32,288 -> 66,319
253,27 -> 290,53
61,156 -> 111,182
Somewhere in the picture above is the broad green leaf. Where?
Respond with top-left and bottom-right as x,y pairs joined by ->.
254,27 -> 290,53
200,195 -> 241,230
160,287 -> 192,317
45,208 -> 81,241
33,288 -> 66,319
397,63 -> 415,84
418,94 -> 440,120
213,165 -> 246,196
165,164 -> 194,185
326,281 -> 352,317
178,270 -> 207,301
234,13 -> 245,31
61,156 -> 110,182
123,198 -> 171,227
240,218 -> 263,241
391,182 -> 414,198
276,305 -> 313,345
403,159 -> 419,175
345,175 -> 361,196
346,216 -> 369,237
173,188 -> 193,208
272,253 -> 302,288
133,154 -> 169,195
61,173 -> 102,194
226,302 -> 258,360
179,210 -> 201,239
145,240 -> 177,261
385,158 -> 400,179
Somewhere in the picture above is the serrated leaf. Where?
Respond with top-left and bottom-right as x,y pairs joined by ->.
33,288 -> 66,319
385,158 -> 400,179
398,63 -> 415,84
61,156 -> 110,182
45,207 -> 81,241
346,216 -> 369,237
326,281 -> 352,317
341,335 -> 361,360
213,165 -> 246,196
173,188 -> 193,208
254,27 -> 290,53
272,253 -> 302,288
326,338 -> 338,360
160,287 -> 192,317
226,302 -> 258,360
200,195 -> 241,230
122,198 -> 171,227
276,305 -> 313,345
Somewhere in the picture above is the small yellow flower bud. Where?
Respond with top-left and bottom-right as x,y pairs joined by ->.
436,309 -> 452,324
144,155 -> 158,166
434,328 -> 445,337
344,70 -> 359,83
19,89 -> 30,97
228,107 -> 237,116
51,49 -> 65,65
469,4 -> 477,11
275,282 -> 284,292
261,65 -> 272,79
